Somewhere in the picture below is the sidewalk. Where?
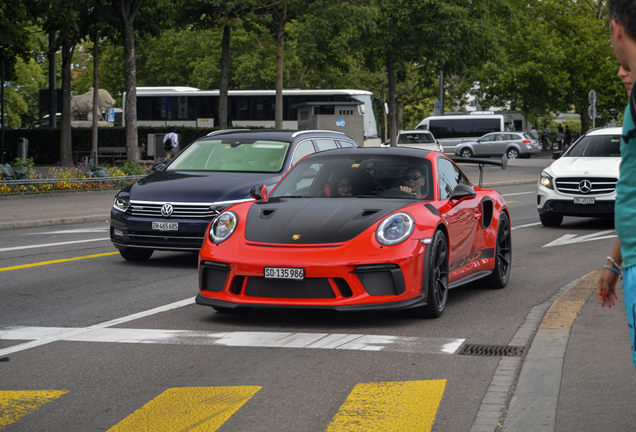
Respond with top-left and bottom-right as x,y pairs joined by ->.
4,152 -> 633,431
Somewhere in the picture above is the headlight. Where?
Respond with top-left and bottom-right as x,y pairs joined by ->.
376,212 -> 415,246
540,171 -> 554,190
113,196 -> 130,212
209,211 -> 238,244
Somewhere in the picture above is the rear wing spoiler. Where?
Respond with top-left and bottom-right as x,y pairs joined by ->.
450,154 -> 507,187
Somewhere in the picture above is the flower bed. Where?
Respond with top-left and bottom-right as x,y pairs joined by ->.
0,175 -> 146,196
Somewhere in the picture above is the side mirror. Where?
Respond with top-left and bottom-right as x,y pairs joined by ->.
450,184 -> 476,202
552,151 -> 563,160
250,184 -> 268,201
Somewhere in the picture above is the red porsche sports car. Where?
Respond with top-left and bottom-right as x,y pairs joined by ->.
196,147 -> 511,318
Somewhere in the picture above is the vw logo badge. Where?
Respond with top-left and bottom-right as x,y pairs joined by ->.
578,180 -> 592,194
161,203 -> 174,217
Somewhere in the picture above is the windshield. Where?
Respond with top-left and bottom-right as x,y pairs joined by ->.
167,139 -> 290,172
566,134 -> 621,157
270,154 -> 433,200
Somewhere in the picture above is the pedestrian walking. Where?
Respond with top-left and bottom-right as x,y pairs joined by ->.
564,125 -> 572,148
597,0 -> 636,371
163,128 -> 179,159
556,124 -> 564,150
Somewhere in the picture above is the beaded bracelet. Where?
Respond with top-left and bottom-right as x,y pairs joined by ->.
606,256 -> 622,270
604,264 -> 622,276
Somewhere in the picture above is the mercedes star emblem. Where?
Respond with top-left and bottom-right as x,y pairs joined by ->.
578,180 -> 592,194
161,203 -> 174,217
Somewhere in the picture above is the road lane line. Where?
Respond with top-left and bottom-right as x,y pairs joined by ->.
0,238 -> 110,253
505,200 -> 518,204
325,381 -> 446,432
0,251 -> 119,272
501,192 -> 535,197
0,298 -> 196,357
511,222 -> 542,231
0,327 -> 465,355
107,387 -> 261,432
0,390 -> 69,428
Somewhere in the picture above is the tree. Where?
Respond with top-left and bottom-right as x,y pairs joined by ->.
177,0 -> 254,129
114,0 -> 145,161
357,0 -> 499,145
476,0 -> 624,132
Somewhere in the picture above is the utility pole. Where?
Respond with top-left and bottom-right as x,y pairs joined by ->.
439,71 -> 444,116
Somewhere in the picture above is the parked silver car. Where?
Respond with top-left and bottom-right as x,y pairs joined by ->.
454,131 -> 539,159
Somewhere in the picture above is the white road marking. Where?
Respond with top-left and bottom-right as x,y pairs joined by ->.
0,326 -> 464,355
501,191 -> 535,197
24,228 -> 109,235
511,222 -> 542,231
543,230 -> 617,247
0,238 -> 110,253
0,297 -> 196,356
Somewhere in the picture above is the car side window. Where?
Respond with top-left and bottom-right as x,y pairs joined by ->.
338,140 -> 355,148
438,158 -> 470,200
291,140 -> 316,166
479,134 -> 495,142
314,139 -> 338,151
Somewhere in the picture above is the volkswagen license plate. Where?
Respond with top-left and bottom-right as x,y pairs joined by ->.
264,267 -> 304,280
574,197 -> 595,205
152,221 -> 178,231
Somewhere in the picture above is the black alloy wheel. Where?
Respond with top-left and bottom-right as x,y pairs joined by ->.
407,230 -> 449,318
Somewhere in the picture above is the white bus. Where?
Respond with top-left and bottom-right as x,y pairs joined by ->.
416,112 -> 515,154
122,87 -> 383,147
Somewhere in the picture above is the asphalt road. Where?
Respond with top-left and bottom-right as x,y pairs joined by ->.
0,157 -> 627,431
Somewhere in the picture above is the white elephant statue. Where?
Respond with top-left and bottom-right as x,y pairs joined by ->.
70,88 -> 116,121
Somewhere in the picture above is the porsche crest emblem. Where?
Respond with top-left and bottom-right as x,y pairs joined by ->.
292,234 -> 301,240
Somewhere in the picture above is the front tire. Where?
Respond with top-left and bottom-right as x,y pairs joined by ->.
118,247 -> 154,261
507,148 -> 519,159
407,230 -> 449,318
539,213 -> 563,227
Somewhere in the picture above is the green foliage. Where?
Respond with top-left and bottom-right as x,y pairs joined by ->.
12,157 -> 35,170
0,164 -> 29,180
122,161 -> 145,176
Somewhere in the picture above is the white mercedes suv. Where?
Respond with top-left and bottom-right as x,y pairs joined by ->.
537,127 -> 622,227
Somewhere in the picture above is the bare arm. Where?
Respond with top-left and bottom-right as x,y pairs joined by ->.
597,239 -> 622,308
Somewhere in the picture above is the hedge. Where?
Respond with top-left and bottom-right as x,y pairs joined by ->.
0,126 -> 221,165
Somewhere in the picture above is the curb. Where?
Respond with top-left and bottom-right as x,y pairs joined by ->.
482,179 -> 537,187
0,215 -> 110,231
469,268 -> 601,432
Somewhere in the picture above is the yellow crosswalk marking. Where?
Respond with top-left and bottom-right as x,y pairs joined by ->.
107,386 -> 261,432
325,380 -> 446,432
0,390 -> 68,428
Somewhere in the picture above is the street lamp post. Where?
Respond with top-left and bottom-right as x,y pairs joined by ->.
1,53 -> 6,165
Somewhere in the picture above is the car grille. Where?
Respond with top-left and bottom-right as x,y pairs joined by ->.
245,277 -> 336,299
125,229 -> 206,250
129,201 -> 219,218
555,177 -> 617,195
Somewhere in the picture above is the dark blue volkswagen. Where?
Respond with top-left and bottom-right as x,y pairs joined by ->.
110,129 -> 358,260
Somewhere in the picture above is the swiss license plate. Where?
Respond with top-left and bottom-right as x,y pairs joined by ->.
264,267 -> 305,280
152,221 -> 178,231
574,197 -> 595,205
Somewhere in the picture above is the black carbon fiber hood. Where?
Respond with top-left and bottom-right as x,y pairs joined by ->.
244,198 -> 411,244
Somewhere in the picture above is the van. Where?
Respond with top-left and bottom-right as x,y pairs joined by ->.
416,112 -> 515,154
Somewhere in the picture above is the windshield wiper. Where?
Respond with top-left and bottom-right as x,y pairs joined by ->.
356,194 -> 377,198
282,195 -> 307,198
